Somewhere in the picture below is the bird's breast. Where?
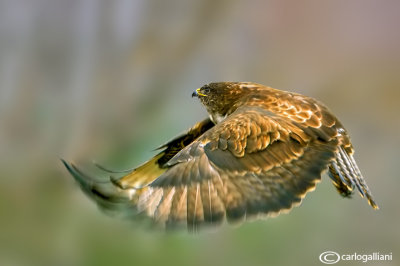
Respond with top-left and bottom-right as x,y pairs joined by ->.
210,113 -> 228,124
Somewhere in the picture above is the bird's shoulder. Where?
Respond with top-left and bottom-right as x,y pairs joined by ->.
231,85 -> 345,144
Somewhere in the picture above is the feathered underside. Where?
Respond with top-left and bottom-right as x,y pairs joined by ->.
63,82 -> 378,232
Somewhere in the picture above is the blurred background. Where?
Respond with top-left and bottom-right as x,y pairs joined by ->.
0,0 -> 399,265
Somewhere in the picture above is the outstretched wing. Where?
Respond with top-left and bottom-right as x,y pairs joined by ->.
113,117 -> 215,189
62,117 -> 214,217
134,106 -> 338,231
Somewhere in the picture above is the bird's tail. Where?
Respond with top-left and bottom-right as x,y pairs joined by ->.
328,146 -> 378,209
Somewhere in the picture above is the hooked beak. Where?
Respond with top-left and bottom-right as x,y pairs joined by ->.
192,88 -> 206,98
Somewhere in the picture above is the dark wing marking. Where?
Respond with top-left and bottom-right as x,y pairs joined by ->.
91,117 -> 213,174
135,106 -> 338,231
155,117 -> 215,167
113,117 -> 214,189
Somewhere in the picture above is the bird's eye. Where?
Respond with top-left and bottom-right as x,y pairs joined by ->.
202,87 -> 211,94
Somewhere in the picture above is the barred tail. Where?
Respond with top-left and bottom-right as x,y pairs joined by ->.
328,146 -> 378,209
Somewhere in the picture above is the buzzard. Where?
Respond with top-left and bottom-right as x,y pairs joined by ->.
62,82 -> 378,231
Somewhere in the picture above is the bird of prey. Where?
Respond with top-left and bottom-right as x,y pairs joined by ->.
62,82 -> 378,231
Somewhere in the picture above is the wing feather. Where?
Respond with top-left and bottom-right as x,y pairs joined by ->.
135,106 -> 339,229
115,118 -> 214,189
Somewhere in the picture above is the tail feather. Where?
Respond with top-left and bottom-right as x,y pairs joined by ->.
328,161 -> 353,197
328,146 -> 378,209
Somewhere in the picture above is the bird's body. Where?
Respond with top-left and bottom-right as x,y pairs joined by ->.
63,82 -> 378,231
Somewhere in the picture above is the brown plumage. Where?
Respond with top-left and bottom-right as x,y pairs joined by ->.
62,82 -> 378,231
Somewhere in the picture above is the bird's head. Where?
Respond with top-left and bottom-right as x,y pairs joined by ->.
192,82 -> 255,123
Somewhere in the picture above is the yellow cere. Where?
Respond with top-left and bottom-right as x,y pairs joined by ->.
196,88 -> 207,97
